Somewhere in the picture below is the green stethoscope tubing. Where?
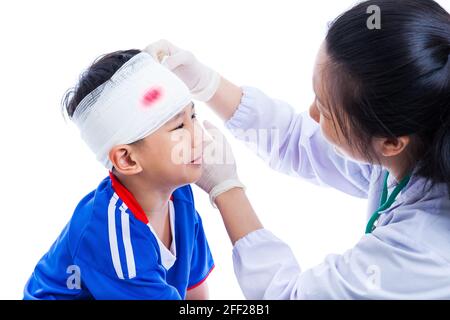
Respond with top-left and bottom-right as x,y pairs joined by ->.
365,171 -> 411,234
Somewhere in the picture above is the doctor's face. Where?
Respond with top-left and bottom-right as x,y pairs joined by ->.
309,42 -> 368,163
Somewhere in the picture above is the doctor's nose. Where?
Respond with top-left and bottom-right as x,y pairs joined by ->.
309,103 -> 320,124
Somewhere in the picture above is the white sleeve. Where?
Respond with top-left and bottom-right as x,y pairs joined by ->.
232,228 -> 450,299
225,86 -> 374,198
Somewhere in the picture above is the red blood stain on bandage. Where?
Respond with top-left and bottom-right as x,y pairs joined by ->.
141,87 -> 163,107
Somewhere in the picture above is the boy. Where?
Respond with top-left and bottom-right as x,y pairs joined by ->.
24,49 -> 214,299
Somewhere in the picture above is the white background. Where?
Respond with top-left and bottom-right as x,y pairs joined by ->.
0,0 -> 448,300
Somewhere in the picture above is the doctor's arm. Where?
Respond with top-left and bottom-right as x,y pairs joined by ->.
206,76 -> 243,121
216,188 -> 263,245
216,192 -> 449,300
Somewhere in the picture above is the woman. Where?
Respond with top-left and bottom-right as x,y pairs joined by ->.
146,0 -> 450,299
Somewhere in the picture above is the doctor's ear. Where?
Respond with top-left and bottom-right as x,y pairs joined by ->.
373,136 -> 410,158
109,145 -> 143,175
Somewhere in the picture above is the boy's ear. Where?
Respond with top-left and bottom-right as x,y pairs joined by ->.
109,145 -> 143,175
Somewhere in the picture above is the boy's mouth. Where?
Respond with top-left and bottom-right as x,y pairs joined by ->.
190,156 -> 203,165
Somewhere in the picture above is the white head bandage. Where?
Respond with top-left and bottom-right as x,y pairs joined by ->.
72,52 -> 191,170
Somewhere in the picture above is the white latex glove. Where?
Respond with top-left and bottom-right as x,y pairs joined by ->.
144,39 -> 221,102
197,120 -> 245,207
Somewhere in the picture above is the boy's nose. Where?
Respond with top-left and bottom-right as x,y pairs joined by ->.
191,122 -> 203,150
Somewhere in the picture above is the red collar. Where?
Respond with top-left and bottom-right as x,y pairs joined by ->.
109,172 -> 173,225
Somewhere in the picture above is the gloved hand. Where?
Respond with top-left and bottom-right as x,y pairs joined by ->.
144,39 -> 221,102
196,120 -> 245,207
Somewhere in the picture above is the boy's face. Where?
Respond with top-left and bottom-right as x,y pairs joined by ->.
131,102 -> 204,188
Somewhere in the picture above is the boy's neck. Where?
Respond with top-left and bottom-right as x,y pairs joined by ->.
113,172 -> 173,221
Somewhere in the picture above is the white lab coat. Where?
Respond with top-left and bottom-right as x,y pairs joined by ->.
224,86 -> 450,299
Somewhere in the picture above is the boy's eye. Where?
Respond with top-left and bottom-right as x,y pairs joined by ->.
172,113 -> 197,131
174,123 -> 184,130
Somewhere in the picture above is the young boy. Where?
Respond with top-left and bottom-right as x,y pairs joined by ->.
24,49 -> 214,299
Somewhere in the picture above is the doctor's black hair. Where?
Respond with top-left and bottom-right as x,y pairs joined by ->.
62,49 -> 141,118
323,0 -> 450,196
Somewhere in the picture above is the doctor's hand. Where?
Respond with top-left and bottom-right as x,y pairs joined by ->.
196,120 -> 245,207
144,39 -> 221,102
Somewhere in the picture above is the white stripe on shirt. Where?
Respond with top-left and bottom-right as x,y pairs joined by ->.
120,203 -> 136,279
107,193 -> 124,279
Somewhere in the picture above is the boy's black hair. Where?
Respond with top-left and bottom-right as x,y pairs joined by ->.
62,49 -> 141,118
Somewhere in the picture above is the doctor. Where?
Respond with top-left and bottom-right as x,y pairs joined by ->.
146,0 -> 450,299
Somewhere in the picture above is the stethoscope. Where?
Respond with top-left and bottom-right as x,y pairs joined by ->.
365,171 -> 411,234
332,146 -> 411,234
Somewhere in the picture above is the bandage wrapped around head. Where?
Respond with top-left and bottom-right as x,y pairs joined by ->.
72,52 -> 191,170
